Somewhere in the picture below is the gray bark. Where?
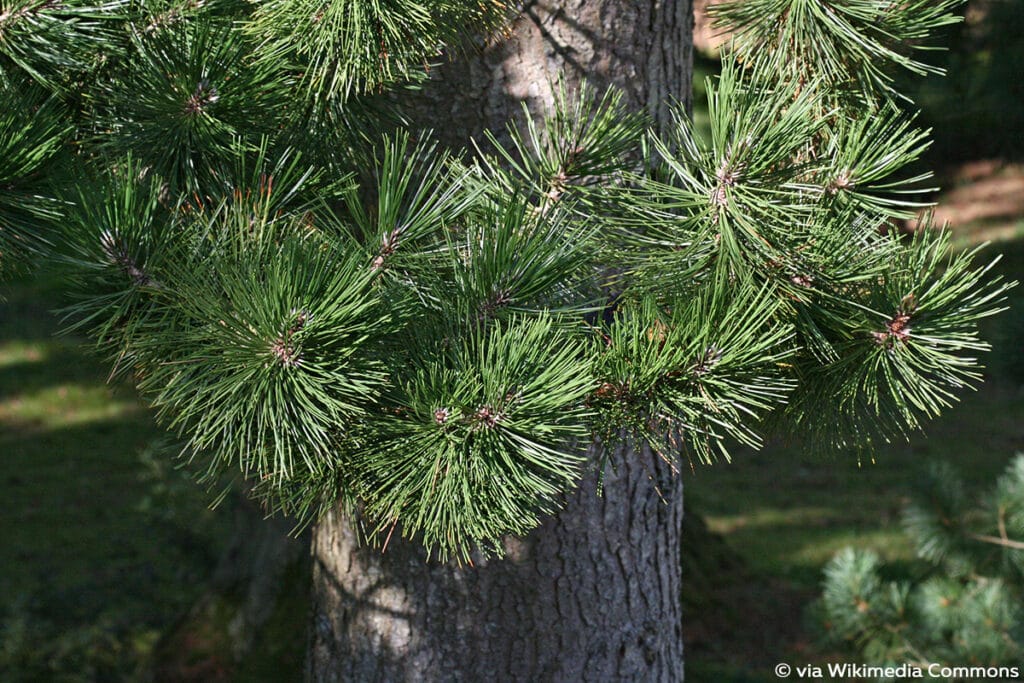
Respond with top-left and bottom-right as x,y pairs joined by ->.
309,443 -> 684,682
401,0 -> 693,148
308,2 -> 694,681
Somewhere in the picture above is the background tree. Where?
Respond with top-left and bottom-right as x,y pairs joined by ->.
0,0 -> 1013,679
816,455 -> 1024,670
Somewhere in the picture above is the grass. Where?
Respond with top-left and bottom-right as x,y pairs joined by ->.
0,271 -> 232,681
692,378 -> 1024,576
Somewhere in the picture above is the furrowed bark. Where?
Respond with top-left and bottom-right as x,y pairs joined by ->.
309,443 -> 683,682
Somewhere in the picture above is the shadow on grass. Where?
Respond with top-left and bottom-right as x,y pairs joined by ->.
912,0 -> 1024,167
2,409 -> 219,560
0,271 -> 235,683
0,346 -> 115,402
0,414 -> 232,682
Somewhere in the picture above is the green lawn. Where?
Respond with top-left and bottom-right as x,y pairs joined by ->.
0,272 -> 232,681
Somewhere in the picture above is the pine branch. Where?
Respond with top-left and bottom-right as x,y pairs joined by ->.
30,0 -> 1014,562
0,79 -> 69,275
709,0 -> 965,102
0,0 -> 129,91
96,17 -> 292,193
819,456 -> 1024,667
357,314 -> 595,562
967,533 -> 1024,552
245,0 -> 513,103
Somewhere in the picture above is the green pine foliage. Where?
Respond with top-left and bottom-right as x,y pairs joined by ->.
816,456 -> 1024,669
361,315 -> 596,558
708,0 -> 964,100
0,79 -> 69,276
589,286 -> 795,466
0,0 -> 128,91
0,0 -> 1013,560
245,0 -> 512,102
97,18 -> 292,192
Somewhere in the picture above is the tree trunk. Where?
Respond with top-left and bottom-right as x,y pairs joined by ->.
399,0 -> 693,148
309,444 -> 684,682
309,2 -> 694,680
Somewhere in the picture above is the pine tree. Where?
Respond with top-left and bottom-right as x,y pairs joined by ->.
0,0 -> 1014,678
817,455 -> 1024,671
